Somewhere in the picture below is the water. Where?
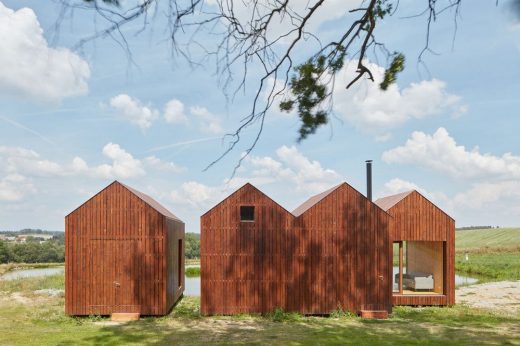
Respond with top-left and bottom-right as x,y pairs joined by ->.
392,266 -> 478,290
0,267 -> 64,280
184,276 -> 200,296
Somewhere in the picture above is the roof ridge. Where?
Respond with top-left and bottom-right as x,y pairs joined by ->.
292,183 -> 344,217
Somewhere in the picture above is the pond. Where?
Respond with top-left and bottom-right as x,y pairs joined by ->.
392,266 -> 478,290
0,266 -> 64,280
0,265 -> 476,297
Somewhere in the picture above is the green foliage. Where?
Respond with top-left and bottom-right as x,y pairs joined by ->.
0,238 -> 64,264
330,305 -> 357,319
280,56 -> 330,142
380,53 -> 405,90
269,308 -> 302,322
185,233 -> 200,259
185,267 -> 200,277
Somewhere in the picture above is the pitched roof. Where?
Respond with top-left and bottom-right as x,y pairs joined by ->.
119,182 -> 181,221
292,183 -> 343,216
374,190 -> 414,211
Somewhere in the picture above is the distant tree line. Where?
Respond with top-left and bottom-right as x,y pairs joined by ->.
185,233 -> 200,259
0,237 -> 65,263
456,226 -> 499,231
0,229 -> 63,236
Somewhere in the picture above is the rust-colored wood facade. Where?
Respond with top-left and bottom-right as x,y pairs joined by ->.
375,191 -> 455,306
65,181 -> 184,316
201,183 -> 392,315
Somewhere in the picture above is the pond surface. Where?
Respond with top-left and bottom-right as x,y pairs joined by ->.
184,276 -> 200,296
392,266 -> 478,289
0,267 -> 64,280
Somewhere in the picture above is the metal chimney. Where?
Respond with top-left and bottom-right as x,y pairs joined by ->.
366,160 -> 372,201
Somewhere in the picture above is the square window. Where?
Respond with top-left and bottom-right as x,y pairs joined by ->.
240,206 -> 255,222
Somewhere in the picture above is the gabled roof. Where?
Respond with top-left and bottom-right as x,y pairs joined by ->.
201,182 -> 294,218
67,181 -> 181,221
292,183 -> 343,216
374,190 -> 414,211
119,182 -> 181,221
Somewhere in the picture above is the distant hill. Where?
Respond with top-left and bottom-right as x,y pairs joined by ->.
0,229 -> 63,236
456,228 -> 520,250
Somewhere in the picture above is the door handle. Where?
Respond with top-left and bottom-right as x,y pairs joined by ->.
114,281 -> 120,287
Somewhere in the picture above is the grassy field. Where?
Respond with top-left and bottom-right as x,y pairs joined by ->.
0,274 -> 518,346
454,228 -> 520,281
456,228 -> 520,250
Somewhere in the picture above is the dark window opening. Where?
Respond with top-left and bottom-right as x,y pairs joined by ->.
240,206 -> 255,222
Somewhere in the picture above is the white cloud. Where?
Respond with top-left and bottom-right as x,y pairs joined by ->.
164,99 -> 188,124
333,60 -> 465,138
190,106 -> 224,134
171,181 -> 225,208
170,145 -> 342,209
452,180 -> 520,210
109,94 -> 159,130
93,143 -> 146,179
0,2 -> 90,103
382,127 -> 520,179
379,178 -> 426,197
144,155 -> 184,173
0,174 -> 35,201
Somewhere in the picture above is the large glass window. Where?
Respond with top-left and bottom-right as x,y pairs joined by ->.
393,241 -> 444,295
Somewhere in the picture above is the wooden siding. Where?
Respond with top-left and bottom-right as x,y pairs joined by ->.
201,183 -> 392,315
65,181 -> 184,316
386,191 -> 455,306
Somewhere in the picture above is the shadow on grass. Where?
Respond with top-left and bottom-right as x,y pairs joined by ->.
56,299 -> 520,346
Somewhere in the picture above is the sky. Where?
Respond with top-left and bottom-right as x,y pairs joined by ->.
0,0 -> 519,232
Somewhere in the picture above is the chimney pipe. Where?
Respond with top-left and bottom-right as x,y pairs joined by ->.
366,160 -> 372,201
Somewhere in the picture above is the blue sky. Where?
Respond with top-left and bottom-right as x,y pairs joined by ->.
0,0 -> 519,232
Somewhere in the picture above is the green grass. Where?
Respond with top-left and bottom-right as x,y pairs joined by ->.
0,293 -> 518,345
0,273 -> 518,345
0,273 -> 64,293
453,227 -> 520,282
456,251 -> 520,281
185,267 -> 200,277
456,228 -> 520,250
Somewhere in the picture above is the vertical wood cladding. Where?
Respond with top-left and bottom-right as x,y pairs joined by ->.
65,181 -> 184,316
384,191 -> 455,306
201,183 -> 392,315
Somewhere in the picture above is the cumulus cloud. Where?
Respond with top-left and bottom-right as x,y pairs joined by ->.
0,2 -> 90,103
332,60 -> 465,138
170,145 -> 342,208
452,180 -> 520,210
190,106 -> 224,134
0,174 -> 36,201
92,143 -> 146,179
382,127 -> 520,179
379,178 -> 426,196
164,99 -> 188,124
144,155 -> 184,173
171,181 -> 225,208
109,94 -> 159,130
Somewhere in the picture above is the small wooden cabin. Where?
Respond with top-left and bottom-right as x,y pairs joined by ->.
375,190 -> 455,306
201,183 -> 392,317
65,181 -> 184,316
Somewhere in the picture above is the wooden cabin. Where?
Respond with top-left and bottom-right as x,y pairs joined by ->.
65,181 -> 185,316
374,190 -> 455,306
201,183 -> 392,317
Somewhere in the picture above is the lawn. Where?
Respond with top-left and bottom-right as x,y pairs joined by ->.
455,228 -> 520,281
0,274 -> 519,345
456,228 -> 520,250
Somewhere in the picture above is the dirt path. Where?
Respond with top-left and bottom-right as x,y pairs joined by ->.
456,281 -> 520,315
